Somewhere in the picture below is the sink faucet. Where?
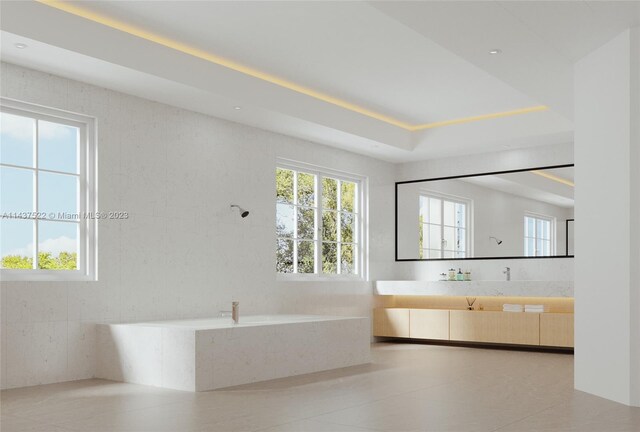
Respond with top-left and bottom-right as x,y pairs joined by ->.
503,267 -> 511,281
232,301 -> 239,324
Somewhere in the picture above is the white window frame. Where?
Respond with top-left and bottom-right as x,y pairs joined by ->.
1,98 -> 97,281
524,212 -> 555,257
276,158 -> 367,281
419,189 -> 473,259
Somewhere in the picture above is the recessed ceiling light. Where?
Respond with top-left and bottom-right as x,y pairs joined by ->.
489,49 -> 502,55
14,43 -> 28,49
233,106 -> 242,110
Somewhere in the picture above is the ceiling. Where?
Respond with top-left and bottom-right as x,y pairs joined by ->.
463,167 -> 575,208
1,1 -> 638,162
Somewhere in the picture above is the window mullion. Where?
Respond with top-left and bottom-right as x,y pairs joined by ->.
537,219 -> 540,256
336,179 -> 341,275
313,174 -> 318,274
33,119 -> 39,270
292,171 -> 298,274
317,174 -> 323,275
355,182 -> 360,275
532,220 -> 536,256
78,124 -> 86,273
440,204 -> 445,256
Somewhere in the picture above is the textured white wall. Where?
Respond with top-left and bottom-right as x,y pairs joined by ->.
574,28 -> 640,407
394,143 -> 575,282
0,62 -> 396,389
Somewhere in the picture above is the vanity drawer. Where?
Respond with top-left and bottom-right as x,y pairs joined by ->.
450,310 -> 540,345
373,308 -> 410,337
409,309 -> 450,340
540,313 -> 574,347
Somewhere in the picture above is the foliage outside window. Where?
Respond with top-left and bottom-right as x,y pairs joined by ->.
419,194 -> 468,259
276,164 -> 361,277
0,99 -> 96,281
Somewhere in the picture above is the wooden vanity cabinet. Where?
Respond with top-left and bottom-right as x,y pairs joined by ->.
373,308 -> 410,337
449,310 -> 540,345
373,307 -> 574,348
540,313 -> 574,347
409,309 -> 449,340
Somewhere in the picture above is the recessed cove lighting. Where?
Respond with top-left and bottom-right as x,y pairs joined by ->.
233,106 -> 242,110
36,0 -> 547,131
489,49 -> 502,55
14,43 -> 28,49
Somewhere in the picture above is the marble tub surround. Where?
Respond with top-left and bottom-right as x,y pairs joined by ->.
375,280 -> 574,297
375,294 -> 574,313
96,315 -> 370,391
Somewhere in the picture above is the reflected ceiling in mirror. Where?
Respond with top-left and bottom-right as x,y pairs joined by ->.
396,164 -> 574,261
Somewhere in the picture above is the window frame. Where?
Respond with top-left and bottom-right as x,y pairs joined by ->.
418,190 -> 473,259
523,212 -> 555,257
1,98 -> 97,281
276,159 -> 367,281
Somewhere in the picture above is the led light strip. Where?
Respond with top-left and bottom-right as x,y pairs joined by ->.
531,170 -> 574,187
412,106 -> 548,130
37,0 -> 548,131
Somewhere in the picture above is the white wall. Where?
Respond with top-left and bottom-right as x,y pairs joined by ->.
394,143 -> 575,282
574,27 -> 640,407
0,62 -> 396,389
396,179 -> 573,259
0,62 -> 577,391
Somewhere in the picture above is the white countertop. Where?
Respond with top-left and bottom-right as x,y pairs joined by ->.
375,280 -> 574,297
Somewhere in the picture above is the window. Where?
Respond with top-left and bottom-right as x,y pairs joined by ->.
276,161 -> 364,278
524,214 -> 554,257
419,193 -> 469,259
0,98 -> 97,281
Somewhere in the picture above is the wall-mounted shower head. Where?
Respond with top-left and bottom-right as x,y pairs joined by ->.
489,236 -> 503,245
231,204 -> 249,218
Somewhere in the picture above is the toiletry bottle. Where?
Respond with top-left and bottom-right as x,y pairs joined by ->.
448,268 -> 456,281
464,271 -> 471,281
456,268 -> 464,281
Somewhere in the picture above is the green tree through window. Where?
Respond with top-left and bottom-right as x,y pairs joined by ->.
276,165 -> 360,276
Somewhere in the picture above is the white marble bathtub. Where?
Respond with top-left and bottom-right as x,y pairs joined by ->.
96,314 -> 371,391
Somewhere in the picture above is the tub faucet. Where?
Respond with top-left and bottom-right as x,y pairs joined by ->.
503,267 -> 511,281
232,301 -> 239,324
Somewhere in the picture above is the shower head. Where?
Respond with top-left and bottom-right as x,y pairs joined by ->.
489,236 -> 503,245
231,204 -> 249,218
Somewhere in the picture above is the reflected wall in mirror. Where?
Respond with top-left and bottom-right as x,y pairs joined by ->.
396,165 -> 574,261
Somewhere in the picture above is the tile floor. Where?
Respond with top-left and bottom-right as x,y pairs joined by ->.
1,343 -> 639,432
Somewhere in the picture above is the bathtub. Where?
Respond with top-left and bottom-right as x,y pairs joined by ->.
96,314 -> 371,391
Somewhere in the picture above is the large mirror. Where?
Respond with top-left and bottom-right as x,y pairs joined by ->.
396,165 -> 574,261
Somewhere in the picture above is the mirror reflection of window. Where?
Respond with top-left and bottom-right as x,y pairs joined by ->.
419,194 -> 469,259
396,165 -> 573,260
524,214 -> 554,257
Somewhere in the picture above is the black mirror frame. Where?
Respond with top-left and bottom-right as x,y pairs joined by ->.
395,163 -> 575,261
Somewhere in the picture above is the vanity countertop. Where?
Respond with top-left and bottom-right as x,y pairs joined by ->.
375,280 -> 574,298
